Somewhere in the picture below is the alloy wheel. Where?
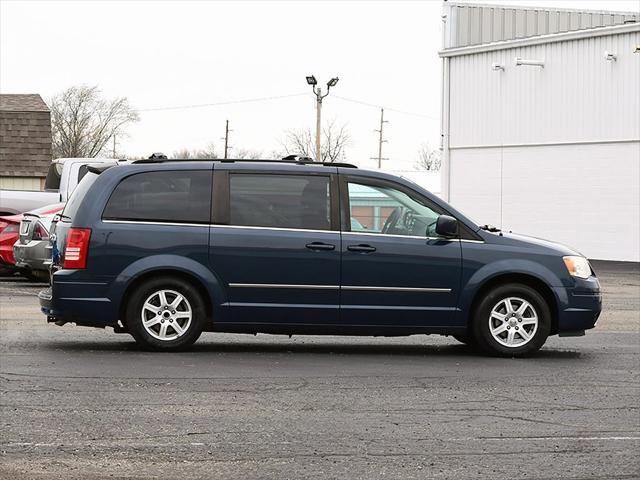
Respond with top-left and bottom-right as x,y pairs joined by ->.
488,296 -> 539,348
140,289 -> 192,341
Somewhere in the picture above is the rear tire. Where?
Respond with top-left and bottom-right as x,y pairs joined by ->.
125,276 -> 206,351
472,283 -> 551,357
0,264 -> 15,277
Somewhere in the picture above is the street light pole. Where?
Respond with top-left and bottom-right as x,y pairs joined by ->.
306,75 -> 339,162
315,88 -> 322,162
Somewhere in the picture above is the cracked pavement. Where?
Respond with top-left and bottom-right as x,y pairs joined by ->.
0,261 -> 638,479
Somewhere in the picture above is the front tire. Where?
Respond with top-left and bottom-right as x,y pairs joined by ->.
125,276 -> 206,351
472,283 -> 551,357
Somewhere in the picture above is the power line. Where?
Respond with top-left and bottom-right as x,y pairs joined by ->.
138,92 -> 309,112
332,94 -> 438,120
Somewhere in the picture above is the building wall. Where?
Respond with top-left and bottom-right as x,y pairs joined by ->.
444,26 -> 640,261
0,176 -> 44,191
0,110 -> 52,179
449,142 -> 640,261
448,30 -> 639,147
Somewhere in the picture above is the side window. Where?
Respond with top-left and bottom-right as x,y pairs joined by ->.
103,170 -> 212,223
347,181 -> 444,237
229,174 -> 331,230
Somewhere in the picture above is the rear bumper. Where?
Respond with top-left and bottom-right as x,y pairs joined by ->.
39,270 -> 118,327
554,276 -> 602,333
13,241 -> 50,272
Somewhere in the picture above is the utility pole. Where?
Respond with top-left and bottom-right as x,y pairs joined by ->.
371,107 -> 388,168
223,120 -> 230,159
306,75 -> 339,161
112,134 -> 116,158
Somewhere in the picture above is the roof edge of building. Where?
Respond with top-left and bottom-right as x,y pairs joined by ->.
445,1 -> 639,17
439,21 -> 640,57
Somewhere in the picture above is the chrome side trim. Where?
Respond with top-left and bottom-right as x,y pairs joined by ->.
212,224 -> 337,234
102,219 -> 208,228
102,220 -> 484,242
229,283 -> 339,290
345,231 -> 457,241
342,285 -> 451,293
229,283 -> 451,293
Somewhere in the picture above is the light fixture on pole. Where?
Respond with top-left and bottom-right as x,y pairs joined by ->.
306,75 -> 339,162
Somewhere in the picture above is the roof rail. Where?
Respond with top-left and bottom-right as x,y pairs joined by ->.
131,157 -> 358,168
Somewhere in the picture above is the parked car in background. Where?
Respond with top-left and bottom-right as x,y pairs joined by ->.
40,157 -> 602,356
13,203 -> 65,280
0,157 -> 119,216
0,203 -> 64,278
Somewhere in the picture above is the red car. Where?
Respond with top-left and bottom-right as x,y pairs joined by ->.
0,203 -> 64,275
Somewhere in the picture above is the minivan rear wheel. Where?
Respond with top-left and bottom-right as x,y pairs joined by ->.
125,276 -> 206,351
472,283 -> 551,357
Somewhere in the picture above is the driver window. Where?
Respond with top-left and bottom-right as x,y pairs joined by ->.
347,182 -> 442,237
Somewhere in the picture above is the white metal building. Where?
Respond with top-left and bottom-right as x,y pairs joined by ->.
439,2 -> 640,261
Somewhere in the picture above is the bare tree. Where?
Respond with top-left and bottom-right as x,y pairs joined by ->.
172,143 -> 218,159
50,85 -> 139,158
281,120 -> 351,163
230,148 -> 263,160
414,144 -> 442,171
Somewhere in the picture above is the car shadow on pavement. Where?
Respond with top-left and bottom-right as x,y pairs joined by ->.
43,338 -> 584,359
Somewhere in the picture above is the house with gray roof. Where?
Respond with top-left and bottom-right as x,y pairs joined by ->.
0,94 -> 52,190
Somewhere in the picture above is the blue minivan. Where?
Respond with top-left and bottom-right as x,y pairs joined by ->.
39,158 -> 601,356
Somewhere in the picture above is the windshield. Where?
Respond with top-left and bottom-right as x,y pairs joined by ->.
62,172 -> 99,220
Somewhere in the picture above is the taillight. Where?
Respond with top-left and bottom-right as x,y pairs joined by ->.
1,223 -> 19,234
63,228 -> 91,269
33,222 -> 49,240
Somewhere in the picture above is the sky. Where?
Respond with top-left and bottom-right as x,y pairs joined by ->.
1,0 -> 638,169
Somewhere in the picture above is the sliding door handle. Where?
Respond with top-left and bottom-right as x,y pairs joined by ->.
347,244 -> 376,253
306,242 -> 336,251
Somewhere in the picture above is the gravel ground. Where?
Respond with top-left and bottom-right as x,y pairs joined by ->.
0,261 -> 638,479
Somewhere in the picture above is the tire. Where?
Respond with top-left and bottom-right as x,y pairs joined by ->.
0,266 -> 14,277
125,276 -> 206,351
472,283 -> 551,357
20,268 -> 48,282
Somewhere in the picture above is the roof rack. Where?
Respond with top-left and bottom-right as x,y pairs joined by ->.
132,155 -> 358,168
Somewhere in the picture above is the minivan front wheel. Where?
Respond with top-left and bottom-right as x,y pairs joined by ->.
125,277 -> 206,351
472,283 -> 551,357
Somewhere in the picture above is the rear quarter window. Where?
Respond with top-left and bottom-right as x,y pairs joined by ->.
63,172 -> 99,220
103,170 -> 212,224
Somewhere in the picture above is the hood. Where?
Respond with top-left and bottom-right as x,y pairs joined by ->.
488,231 -> 583,257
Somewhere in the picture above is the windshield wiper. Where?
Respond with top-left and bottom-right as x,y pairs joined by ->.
480,224 -> 502,232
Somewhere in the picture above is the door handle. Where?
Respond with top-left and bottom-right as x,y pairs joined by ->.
306,242 -> 336,251
347,244 -> 376,253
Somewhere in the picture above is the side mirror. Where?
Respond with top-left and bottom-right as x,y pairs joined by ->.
435,215 -> 458,237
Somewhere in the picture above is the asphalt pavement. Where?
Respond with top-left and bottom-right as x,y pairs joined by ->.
1,261 -> 638,479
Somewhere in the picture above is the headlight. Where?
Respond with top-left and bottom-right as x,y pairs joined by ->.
563,256 -> 592,279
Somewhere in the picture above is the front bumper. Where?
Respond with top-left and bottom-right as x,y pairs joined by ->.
554,275 -> 602,333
